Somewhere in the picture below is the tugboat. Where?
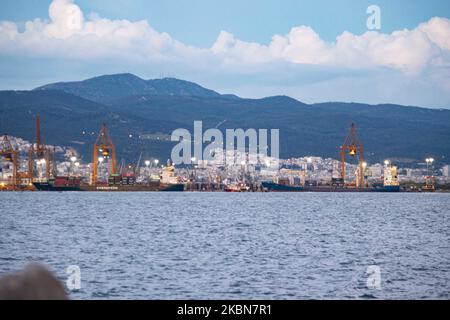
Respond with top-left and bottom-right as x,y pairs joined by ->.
224,182 -> 250,192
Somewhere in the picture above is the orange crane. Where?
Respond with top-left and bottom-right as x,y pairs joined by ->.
91,123 -> 117,185
28,114 -> 52,181
339,123 -> 364,188
0,134 -> 19,189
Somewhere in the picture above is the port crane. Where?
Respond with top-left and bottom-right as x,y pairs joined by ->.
340,123 -> 364,188
91,123 -> 117,185
0,134 -> 19,189
28,114 -> 53,182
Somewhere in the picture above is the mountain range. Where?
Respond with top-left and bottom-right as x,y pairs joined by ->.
34,73 -> 229,103
1,73 -> 449,166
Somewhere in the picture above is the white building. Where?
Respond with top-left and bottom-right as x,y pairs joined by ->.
443,165 -> 450,177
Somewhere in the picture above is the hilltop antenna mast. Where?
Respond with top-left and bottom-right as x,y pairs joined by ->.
339,123 -> 364,188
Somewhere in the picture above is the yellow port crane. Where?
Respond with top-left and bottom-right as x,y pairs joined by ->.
339,123 -> 364,188
91,123 -> 117,185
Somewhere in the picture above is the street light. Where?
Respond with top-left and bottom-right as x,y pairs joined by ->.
145,160 -> 151,167
189,157 -> 197,182
73,162 -> 80,176
426,158 -> 434,176
304,157 -> 313,182
97,157 -> 104,180
361,161 -> 368,186
384,160 -> 390,166
154,159 -> 159,165
35,159 -> 46,179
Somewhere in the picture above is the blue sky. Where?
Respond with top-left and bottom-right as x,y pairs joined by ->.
0,0 -> 450,107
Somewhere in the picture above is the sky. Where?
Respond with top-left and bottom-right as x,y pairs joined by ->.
0,0 -> 450,107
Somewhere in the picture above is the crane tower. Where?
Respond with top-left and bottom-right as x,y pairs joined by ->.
339,123 -> 364,188
91,123 -> 117,185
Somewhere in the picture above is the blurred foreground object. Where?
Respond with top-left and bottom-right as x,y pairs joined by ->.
0,263 -> 67,300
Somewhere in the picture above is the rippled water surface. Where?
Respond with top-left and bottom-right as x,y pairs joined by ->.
0,192 -> 449,299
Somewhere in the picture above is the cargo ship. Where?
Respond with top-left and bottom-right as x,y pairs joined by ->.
33,164 -> 185,192
261,181 -> 400,192
262,163 -> 401,192
33,178 -> 184,192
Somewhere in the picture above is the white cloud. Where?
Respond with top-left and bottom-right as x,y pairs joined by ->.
0,0 -> 198,62
47,0 -> 84,38
272,26 -> 332,64
419,17 -> 450,51
0,0 -> 450,107
212,18 -> 450,73
1,0 -> 449,70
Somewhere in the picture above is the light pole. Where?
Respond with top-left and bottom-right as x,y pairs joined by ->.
39,158 -> 46,179
383,160 -> 390,187
190,157 -> 196,183
361,161 -> 367,187
143,160 -> 150,182
98,157 -> 104,180
426,158 -> 434,177
306,157 -> 312,184
240,160 -> 247,185
425,158 -> 435,190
